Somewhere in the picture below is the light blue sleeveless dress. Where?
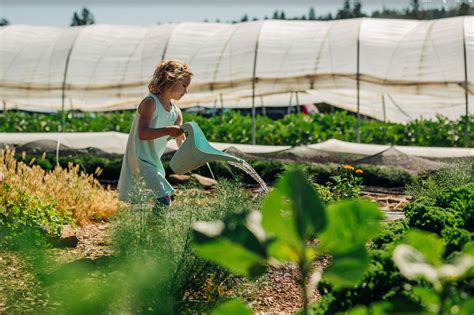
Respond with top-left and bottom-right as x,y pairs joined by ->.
118,94 -> 178,202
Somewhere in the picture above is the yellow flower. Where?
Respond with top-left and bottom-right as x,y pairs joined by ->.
355,169 -> 364,174
342,164 -> 355,171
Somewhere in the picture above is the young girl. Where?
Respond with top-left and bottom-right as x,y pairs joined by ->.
118,60 -> 193,206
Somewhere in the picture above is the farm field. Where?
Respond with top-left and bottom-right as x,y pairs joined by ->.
1,111 -> 472,147
1,142 -> 472,314
1,5 -> 474,312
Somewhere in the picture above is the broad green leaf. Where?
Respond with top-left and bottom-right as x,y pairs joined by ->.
344,305 -> 370,315
194,212 -> 268,258
192,238 -> 266,277
261,187 -> 303,259
277,168 -> 327,239
266,239 -> 300,262
463,241 -> 474,256
345,299 -> 428,315
386,298 -> 432,314
192,212 -> 268,278
211,299 -> 252,315
391,243 -> 473,285
463,242 -> 474,277
392,244 -> 439,286
344,302 -> 392,315
404,230 -> 445,266
438,254 -> 474,280
459,298 -> 474,315
412,286 -> 440,313
319,199 -> 383,255
323,245 -> 369,289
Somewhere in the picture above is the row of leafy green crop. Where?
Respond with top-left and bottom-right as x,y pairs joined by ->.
2,154 -> 472,313
1,110 -> 472,147
310,161 -> 474,314
20,152 -> 414,188
188,162 -> 474,314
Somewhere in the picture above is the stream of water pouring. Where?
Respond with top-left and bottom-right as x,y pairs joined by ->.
228,160 -> 269,193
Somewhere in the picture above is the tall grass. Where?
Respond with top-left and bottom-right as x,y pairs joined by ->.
112,179 -> 260,313
0,149 -> 120,225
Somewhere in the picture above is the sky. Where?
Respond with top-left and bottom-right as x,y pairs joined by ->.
0,0 -> 469,26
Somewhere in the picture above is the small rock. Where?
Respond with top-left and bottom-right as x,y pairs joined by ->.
191,174 -> 217,189
60,225 -> 79,248
168,174 -> 191,184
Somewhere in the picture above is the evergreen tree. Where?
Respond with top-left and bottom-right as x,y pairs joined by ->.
272,10 -> 279,20
411,0 -> 420,19
70,7 -> 95,26
336,0 -> 353,19
411,0 -> 420,12
0,17 -> 9,26
240,14 -> 248,22
458,1 -> 471,16
309,6 -> 316,20
433,7 -> 446,19
353,1 -> 365,18
280,11 -> 286,20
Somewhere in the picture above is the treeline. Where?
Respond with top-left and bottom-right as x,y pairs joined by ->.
0,7 -> 95,27
225,0 -> 474,23
0,0 -> 472,27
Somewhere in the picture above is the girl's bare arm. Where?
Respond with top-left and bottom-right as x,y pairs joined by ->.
174,107 -> 186,147
137,98 -> 184,140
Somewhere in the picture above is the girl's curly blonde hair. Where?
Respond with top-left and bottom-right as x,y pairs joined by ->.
148,60 -> 193,94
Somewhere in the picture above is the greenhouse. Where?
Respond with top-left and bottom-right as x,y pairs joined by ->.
1,17 -> 472,123
1,8 -> 474,314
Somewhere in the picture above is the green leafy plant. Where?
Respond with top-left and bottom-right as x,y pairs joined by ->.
390,230 -> 474,314
192,168 -> 384,314
319,231 -> 474,315
327,164 -> 364,200
112,178 -> 259,313
0,185 -> 72,249
405,182 -> 473,255
313,163 -> 474,314
2,110 -> 472,147
406,161 -> 473,202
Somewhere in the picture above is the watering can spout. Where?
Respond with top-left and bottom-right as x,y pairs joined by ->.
169,122 -> 244,175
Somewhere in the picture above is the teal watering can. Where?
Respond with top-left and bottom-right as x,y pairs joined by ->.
169,122 -> 244,175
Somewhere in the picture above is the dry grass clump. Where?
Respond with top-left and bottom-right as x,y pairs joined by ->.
0,149 -> 121,225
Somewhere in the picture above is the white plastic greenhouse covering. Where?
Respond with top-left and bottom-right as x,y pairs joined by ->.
0,17 -> 473,123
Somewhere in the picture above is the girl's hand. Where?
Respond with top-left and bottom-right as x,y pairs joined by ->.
167,126 -> 184,138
